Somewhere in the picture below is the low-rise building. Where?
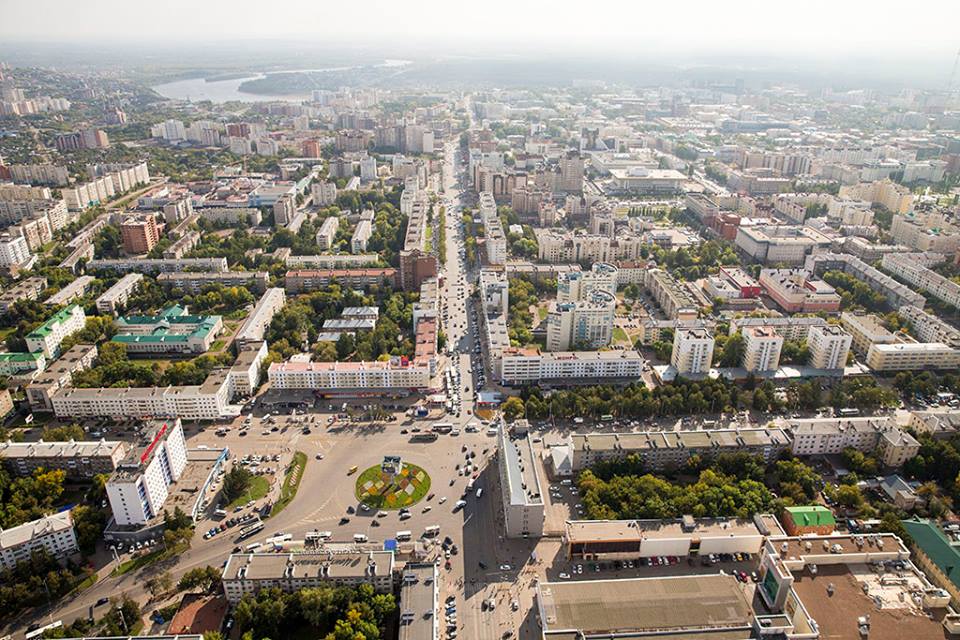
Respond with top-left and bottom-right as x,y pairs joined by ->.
157,271 -> 269,294
898,305 -> 960,348
0,351 -> 46,377
106,419 -> 188,527
0,276 -> 47,313
840,312 -> 898,355
221,551 -> 395,603
111,306 -> 222,355
782,415 -> 919,467
499,349 -> 645,386
781,506 -> 836,536
44,275 -> 95,307
234,288 -> 285,348
0,439 -> 126,479
0,511 -> 78,570
734,225 -> 831,265
25,343 -> 98,412
285,254 -> 381,269
88,257 -> 228,274
866,342 -> 960,371
646,269 -> 700,320
284,269 -> 397,292
96,273 -> 144,316
759,269 -> 841,313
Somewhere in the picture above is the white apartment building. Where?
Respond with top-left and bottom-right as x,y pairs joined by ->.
866,342 -> 960,371
545,290 -> 616,352
840,312 -> 897,355
268,358 -> 431,391
883,253 -> 960,309
480,269 -> 509,315
88,257 -> 228,274
234,288 -> 286,348
499,349 -> 645,386
316,216 -> 339,250
498,426 -> 545,538
285,254 -> 380,269
157,271 -> 269,294
484,215 -> 507,265
535,229 -> 643,264
805,252 -> 926,309
807,325 -> 852,371
106,420 -> 188,526
898,305 -> 960,348
222,551 -> 395,604
50,369 -> 239,420
728,317 -> 827,343
557,263 -> 618,303
742,326 -> 783,373
352,219 -> 372,253
25,304 -> 86,359
229,341 -> 268,398
0,232 -> 33,268
311,181 -> 337,207
95,273 -> 144,316
0,511 -> 78,570
782,416 -> 919,468
671,328 -> 715,375
273,195 -> 296,226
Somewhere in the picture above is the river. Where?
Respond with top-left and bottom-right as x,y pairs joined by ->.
151,59 -> 412,103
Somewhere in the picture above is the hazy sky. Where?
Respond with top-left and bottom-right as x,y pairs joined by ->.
2,0 -> 958,59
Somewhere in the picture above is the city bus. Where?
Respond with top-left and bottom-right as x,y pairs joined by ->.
837,408 -> 860,417
245,542 -> 262,552
410,432 -> 439,442
600,414 -> 614,423
237,520 -> 264,540
432,422 -> 454,434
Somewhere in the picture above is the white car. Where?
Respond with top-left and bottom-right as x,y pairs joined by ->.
499,564 -> 512,571
439,496 -> 447,504
559,572 -> 571,579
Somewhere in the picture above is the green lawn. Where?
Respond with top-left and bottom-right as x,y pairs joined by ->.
270,451 -> 306,518
537,306 -> 548,321
355,462 -> 431,510
70,571 -> 98,595
227,475 -> 270,508
613,327 -> 630,343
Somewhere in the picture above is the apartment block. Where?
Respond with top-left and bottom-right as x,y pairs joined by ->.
311,181 -> 337,207
0,511 -> 78,571
268,357 -> 431,391
157,271 -> 269,294
88,257 -> 227,274
0,232 -> 33,269
0,351 -> 45,377
0,276 -> 47,313
556,262 -> 618,303
839,179 -> 913,214
0,439 -> 126,479
162,230 -> 200,259
535,228 -> 643,264
646,268 -> 700,320
671,328 -> 715,375
898,305 -> 960,348
25,304 -> 86,359
805,252 -> 926,309
285,254 -> 380,269
499,349 -> 645,386
284,268 -> 397,292
735,225 -> 831,265
546,290 -> 616,351
25,344 -> 98,412
866,342 -> 960,371
45,275 -> 95,307
742,326 -> 783,373
96,273 -> 144,316
890,211 -> 960,254
807,324 -> 852,370
567,428 -> 790,472
351,219 -> 372,253
234,288 -> 285,348
222,551 -> 395,604
106,420 -> 188,526
316,216 -> 339,250
882,253 -> 960,310
840,312 -> 897,355
783,416 -> 919,467
759,269 -> 841,313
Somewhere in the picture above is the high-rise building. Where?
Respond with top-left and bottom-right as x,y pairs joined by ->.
311,181 -> 337,207
556,263 -> 618,303
742,326 -> 783,373
671,328 -> 715,374
120,215 -> 160,255
0,232 -> 33,268
106,420 -> 188,526
546,290 -> 616,351
558,150 -> 585,193
273,194 -> 296,226
807,325 -> 852,370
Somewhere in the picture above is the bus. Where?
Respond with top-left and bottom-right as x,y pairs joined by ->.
395,530 -> 412,541
237,520 -> 264,540
423,525 -> 441,537
245,542 -> 262,552
26,622 -> 62,640
411,432 -> 439,442
837,408 -> 860,417
266,533 -> 293,546
600,414 -> 614,423
432,422 -> 454,434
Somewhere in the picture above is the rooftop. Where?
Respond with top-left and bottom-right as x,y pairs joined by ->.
0,510 -> 73,550
537,574 -> 753,637
223,550 -> 394,581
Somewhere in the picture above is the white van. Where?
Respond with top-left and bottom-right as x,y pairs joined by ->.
475,488 -> 483,498
317,531 -> 332,540
423,525 -> 441,537
395,530 -> 412,541
354,533 -> 368,543
245,542 -> 262,551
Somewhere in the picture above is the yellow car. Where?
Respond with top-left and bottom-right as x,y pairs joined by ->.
348,465 -> 359,475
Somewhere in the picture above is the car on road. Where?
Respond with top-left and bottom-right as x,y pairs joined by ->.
95,597 -> 109,607
339,517 -> 351,525
559,572 -> 571,579
499,564 -> 512,571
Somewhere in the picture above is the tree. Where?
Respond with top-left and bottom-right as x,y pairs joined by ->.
835,484 -> 864,509
146,571 -> 174,598
179,566 -> 222,592
222,466 -> 254,503
336,333 -> 356,360
501,397 -> 525,421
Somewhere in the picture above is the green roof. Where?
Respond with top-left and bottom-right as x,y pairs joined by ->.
0,352 -> 44,362
902,518 -> 960,590
784,505 -> 836,527
26,304 -> 81,339
113,305 -> 220,346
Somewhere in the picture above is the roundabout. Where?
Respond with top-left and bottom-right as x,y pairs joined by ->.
354,460 -> 432,509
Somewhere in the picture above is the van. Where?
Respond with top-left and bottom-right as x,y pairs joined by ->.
396,530 -> 412,541
245,542 -> 262,551
424,525 -> 441,537
317,531 -> 332,540
354,533 -> 368,543
475,488 -> 483,498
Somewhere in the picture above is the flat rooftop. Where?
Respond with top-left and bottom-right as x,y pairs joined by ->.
565,516 -> 778,545
399,562 -> 437,640
223,551 -> 394,581
537,574 -> 753,637
790,564 -> 950,640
